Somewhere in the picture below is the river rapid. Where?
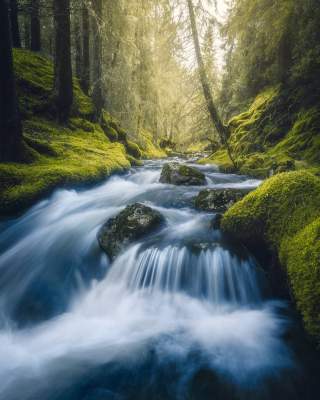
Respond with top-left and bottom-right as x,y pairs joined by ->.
0,158 -> 319,400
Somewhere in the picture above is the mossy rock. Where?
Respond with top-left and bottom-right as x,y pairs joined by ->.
194,188 -> 250,212
104,126 -> 119,142
283,218 -> 320,343
222,171 -> 320,249
125,140 -> 142,159
221,170 -> 320,344
160,163 -> 206,186
98,203 -> 165,260
117,127 -> 127,142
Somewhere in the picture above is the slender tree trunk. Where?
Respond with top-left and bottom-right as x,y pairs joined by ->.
0,0 -> 23,162
91,0 -> 103,120
10,0 -> 21,48
30,0 -> 41,51
186,0 -> 237,169
81,1 -> 90,94
23,11 -> 30,48
53,0 -> 73,123
74,10 -> 82,79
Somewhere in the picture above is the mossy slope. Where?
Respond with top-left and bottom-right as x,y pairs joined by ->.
200,87 -> 320,176
222,171 -> 320,344
0,118 -> 130,215
0,49 -> 164,215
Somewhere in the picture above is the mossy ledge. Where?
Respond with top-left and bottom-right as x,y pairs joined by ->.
221,171 -> 320,345
0,49 -> 166,216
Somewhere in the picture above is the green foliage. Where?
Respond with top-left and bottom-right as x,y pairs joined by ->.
221,171 -> 320,344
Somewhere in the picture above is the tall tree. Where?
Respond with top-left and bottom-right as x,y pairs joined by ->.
73,7 -> 82,79
10,0 -> 21,47
0,0 -> 23,161
91,0 -> 103,119
81,0 -> 90,94
53,0 -> 73,123
186,0 -> 236,168
30,0 -> 41,51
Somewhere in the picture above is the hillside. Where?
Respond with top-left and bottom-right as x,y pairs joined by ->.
201,86 -> 320,177
0,49 -> 165,216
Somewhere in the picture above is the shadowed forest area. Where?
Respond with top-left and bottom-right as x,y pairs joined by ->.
0,1 -> 320,399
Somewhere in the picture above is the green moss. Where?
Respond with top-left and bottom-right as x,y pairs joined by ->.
137,129 -> 166,159
13,48 -> 94,119
270,108 -> 320,165
222,171 -> 320,247
0,118 -> 130,215
283,218 -> 320,342
206,85 -> 319,178
222,171 -> 320,344
198,149 -> 236,173
125,140 -> 142,159
105,126 -> 119,142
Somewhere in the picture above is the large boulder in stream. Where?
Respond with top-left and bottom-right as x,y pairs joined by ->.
194,188 -> 251,212
160,162 -> 206,186
98,203 -> 165,260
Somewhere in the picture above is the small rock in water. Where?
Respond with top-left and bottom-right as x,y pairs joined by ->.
98,203 -> 165,260
159,162 -> 206,186
194,188 -> 251,212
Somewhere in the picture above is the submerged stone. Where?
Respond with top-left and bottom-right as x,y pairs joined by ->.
159,162 -> 206,186
98,203 -> 165,260
194,188 -> 250,212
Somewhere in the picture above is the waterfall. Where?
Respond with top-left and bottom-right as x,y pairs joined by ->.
0,160 -> 309,400
107,244 -> 262,305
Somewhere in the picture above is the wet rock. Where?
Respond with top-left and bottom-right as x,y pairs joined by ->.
211,213 -> 223,230
159,162 -> 206,186
194,188 -> 250,212
98,203 -> 165,259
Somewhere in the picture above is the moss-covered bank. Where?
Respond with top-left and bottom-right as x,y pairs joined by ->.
0,49 -> 165,216
200,87 -> 320,177
221,171 -> 320,345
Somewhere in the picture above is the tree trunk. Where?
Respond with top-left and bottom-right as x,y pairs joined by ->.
0,0 -> 23,162
74,9 -> 82,79
186,0 -> 237,169
10,0 -> 21,48
53,0 -> 73,123
23,11 -> 30,49
91,0 -> 103,120
81,1 -> 90,94
30,0 -> 41,51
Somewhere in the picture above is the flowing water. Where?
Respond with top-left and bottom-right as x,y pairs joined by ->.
0,159 -> 318,400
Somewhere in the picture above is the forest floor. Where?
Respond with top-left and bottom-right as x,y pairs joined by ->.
0,50 -> 166,216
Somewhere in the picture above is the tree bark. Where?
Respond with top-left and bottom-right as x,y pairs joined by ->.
81,1 -> 90,94
74,9 -> 82,79
0,0 -> 23,162
23,11 -> 30,49
53,0 -> 73,123
91,0 -> 103,120
30,0 -> 41,51
10,0 -> 21,48
186,0 -> 237,169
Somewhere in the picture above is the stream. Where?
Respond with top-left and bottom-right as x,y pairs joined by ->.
0,158 -> 319,400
